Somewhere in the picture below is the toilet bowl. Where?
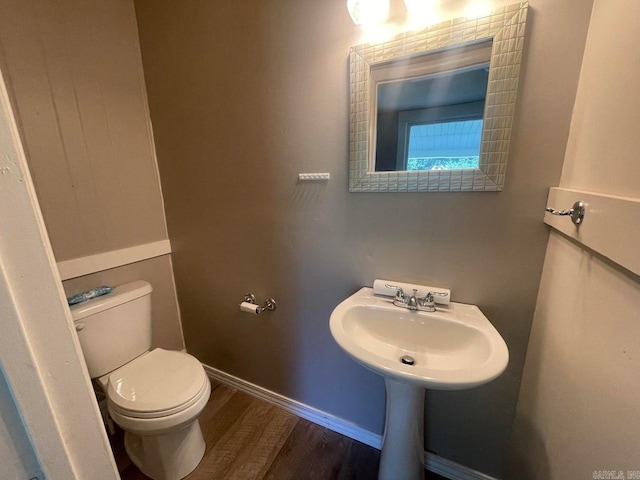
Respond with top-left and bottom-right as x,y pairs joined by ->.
101,348 -> 211,479
70,280 -> 210,480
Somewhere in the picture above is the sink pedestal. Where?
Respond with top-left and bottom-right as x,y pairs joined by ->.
379,378 -> 425,480
330,287 -> 509,479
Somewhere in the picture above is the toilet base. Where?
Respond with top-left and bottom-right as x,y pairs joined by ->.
124,419 -> 206,480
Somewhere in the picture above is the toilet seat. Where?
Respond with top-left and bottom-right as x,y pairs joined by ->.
105,348 -> 209,419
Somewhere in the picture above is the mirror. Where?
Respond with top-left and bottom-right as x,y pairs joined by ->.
374,40 -> 491,172
349,2 -> 528,192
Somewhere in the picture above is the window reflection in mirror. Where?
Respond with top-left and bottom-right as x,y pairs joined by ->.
372,41 -> 491,172
404,118 -> 483,171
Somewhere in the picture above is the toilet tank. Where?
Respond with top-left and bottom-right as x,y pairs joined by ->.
70,280 -> 153,378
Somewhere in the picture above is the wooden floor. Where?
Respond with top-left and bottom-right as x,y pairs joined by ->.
112,381 -> 445,480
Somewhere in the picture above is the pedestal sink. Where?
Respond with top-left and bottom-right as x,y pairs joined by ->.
329,287 -> 508,480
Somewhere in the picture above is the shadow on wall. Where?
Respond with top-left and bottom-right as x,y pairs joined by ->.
506,417 -> 550,480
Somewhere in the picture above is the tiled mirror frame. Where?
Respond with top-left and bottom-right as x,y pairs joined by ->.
349,2 -> 528,192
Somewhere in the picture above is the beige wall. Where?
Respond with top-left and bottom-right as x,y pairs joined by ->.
510,0 -> 640,477
0,0 -> 166,261
62,255 -> 184,351
0,2 -> 183,349
135,0 -> 593,476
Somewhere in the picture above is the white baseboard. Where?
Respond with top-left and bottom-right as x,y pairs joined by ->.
425,453 -> 499,480
202,363 -> 497,480
202,363 -> 382,449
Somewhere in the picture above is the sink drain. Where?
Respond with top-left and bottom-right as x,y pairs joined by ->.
400,355 -> 415,365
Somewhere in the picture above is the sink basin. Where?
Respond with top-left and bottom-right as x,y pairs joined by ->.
330,286 -> 509,480
330,287 -> 508,390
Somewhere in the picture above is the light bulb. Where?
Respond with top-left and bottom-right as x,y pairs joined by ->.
347,0 -> 390,26
404,0 -> 441,28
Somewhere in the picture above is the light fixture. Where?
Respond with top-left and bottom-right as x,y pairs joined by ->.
403,0 -> 438,14
347,0 -> 390,26
403,0 -> 441,28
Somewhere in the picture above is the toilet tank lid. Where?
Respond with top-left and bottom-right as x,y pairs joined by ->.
69,280 -> 152,321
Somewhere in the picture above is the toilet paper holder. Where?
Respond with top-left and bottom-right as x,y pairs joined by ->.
243,293 -> 277,312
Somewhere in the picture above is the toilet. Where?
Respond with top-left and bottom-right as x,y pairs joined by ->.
70,280 -> 211,480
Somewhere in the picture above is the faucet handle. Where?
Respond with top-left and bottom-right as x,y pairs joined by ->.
385,284 -> 405,300
423,291 -> 448,304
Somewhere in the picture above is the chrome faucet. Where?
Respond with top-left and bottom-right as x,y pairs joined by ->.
406,289 -> 419,309
386,284 -> 406,307
419,292 -> 438,312
386,284 -> 446,312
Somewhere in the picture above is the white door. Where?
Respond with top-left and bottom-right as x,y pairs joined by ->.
0,65 -> 119,479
